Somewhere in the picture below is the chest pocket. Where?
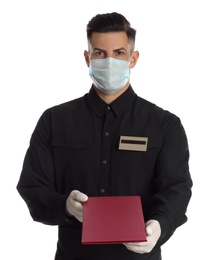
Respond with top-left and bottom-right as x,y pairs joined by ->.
51,134 -> 93,150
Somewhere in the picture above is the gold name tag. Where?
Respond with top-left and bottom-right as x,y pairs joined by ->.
119,136 -> 148,152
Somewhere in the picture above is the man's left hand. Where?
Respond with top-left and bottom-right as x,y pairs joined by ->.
123,219 -> 161,254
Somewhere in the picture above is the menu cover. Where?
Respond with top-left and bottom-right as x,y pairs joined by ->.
82,196 -> 147,244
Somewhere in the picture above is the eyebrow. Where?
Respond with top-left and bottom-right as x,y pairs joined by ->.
92,47 -> 128,52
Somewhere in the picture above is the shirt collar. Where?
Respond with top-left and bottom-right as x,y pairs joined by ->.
86,85 -> 137,118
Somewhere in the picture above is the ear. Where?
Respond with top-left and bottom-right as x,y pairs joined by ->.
84,50 -> 90,67
130,51 -> 139,68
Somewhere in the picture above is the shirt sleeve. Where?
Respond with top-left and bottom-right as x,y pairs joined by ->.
148,112 -> 193,245
16,109 -> 73,225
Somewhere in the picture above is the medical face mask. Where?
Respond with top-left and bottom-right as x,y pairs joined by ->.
89,57 -> 130,94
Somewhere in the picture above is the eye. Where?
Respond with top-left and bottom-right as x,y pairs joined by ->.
115,50 -> 124,55
94,50 -> 105,56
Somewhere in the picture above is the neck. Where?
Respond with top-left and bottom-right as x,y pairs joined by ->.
93,83 -> 130,104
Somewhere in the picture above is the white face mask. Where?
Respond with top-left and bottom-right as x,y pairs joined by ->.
89,57 -> 130,94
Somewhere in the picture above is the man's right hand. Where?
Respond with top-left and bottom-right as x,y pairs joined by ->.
66,190 -> 88,222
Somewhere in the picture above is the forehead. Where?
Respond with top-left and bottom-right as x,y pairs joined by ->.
88,32 -> 129,50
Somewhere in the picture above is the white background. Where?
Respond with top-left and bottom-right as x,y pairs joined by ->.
0,0 -> 216,259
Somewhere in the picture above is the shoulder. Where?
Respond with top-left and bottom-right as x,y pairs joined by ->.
136,95 -> 180,121
41,94 -> 88,117
135,95 -> 183,136
52,95 -> 87,112
34,94 -> 88,131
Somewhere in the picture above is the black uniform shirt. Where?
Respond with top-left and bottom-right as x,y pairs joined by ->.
17,85 -> 192,260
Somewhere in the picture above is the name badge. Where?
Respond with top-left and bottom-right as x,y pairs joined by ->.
119,136 -> 148,152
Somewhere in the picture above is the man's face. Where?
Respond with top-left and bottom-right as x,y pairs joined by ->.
84,32 -> 139,68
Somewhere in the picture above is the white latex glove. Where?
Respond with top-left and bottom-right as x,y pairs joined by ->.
123,219 -> 161,254
66,190 -> 88,222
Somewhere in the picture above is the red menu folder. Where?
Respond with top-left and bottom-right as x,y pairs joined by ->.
82,196 -> 147,244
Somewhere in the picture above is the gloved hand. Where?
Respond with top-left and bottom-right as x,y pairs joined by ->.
66,190 -> 88,222
123,219 -> 161,254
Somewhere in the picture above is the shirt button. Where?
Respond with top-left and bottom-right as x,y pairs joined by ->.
102,160 -> 107,164
105,132 -> 109,136
101,189 -> 105,193
107,106 -> 111,110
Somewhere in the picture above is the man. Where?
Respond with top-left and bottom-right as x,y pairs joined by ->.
17,12 -> 192,260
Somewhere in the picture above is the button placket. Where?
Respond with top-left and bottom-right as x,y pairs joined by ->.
98,106 -> 114,195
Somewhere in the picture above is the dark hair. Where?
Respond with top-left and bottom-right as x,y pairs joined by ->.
86,12 -> 136,51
